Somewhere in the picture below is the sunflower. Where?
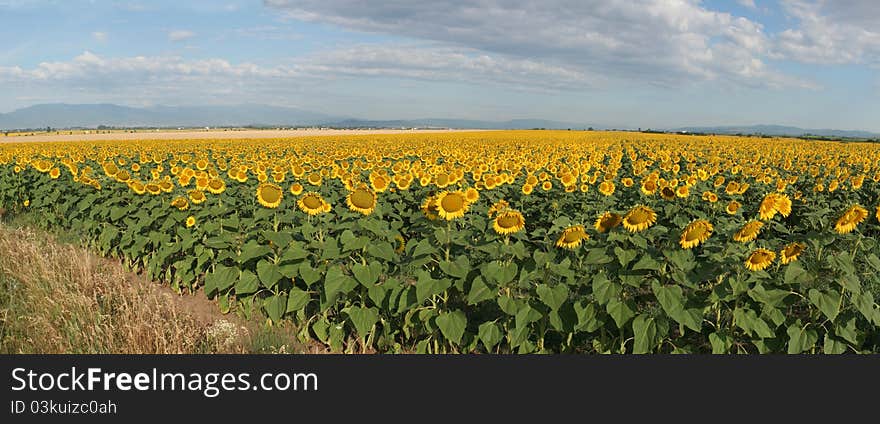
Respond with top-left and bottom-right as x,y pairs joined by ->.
598,181 -> 615,196
876,205 -> 880,223
493,210 -> 525,235
186,216 -> 196,228
298,192 -> 331,215
488,199 -> 510,217
758,193 -> 779,220
675,185 -> 690,198
435,191 -> 469,220
346,187 -> 377,215
257,183 -> 283,208
371,174 -> 390,192
522,183 -> 534,195
421,194 -> 440,220
745,248 -> 775,271
394,234 -> 406,254
726,200 -> 740,215
774,193 -> 792,218
733,220 -> 764,242
679,220 -> 713,249
145,183 -> 161,195
464,187 -> 480,203
289,182 -> 304,196
660,186 -> 676,201
780,242 -> 806,264
49,168 -> 61,179
171,196 -> 189,211
207,178 -> 226,195
541,181 -> 553,191
594,212 -> 622,233
641,180 -> 657,196
622,205 -> 657,233
23,199 -> 30,207
834,204 -> 868,234
129,181 -> 146,195
189,189 -> 206,205
556,225 -> 589,249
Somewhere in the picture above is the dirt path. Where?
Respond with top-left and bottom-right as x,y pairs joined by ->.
0,128 -> 491,143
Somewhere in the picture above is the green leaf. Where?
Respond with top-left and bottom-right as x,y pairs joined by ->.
808,289 -> 841,322
851,292 -> 878,324
366,242 -> 396,262
352,261 -> 382,287
483,261 -> 518,285
573,301 -> 602,332
256,260 -> 284,289
786,323 -> 818,354
346,306 -> 379,340
286,288 -> 311,313
614,247 -> 638,268
204,265 -> 238,298
467,276 -> 496,305
733,307 -> 775,339
436,310 -> 468,346
440,256 -> 470,279
298,263 -> 321,287
822,334 -> 847,354
584,248 -> 613,265
536,284 -> 569,311
410,239 -> 436,258
280,241 -> 310,262
263,294 -> 288,323
783,261 -> 812,285
866,254 -> 880,273
606,299 -> 635,329
515,305 -> 543,328
631,255 -> 662,271
748,285 -> 790,308
497,295 -> 521,316
478,321 -> 503,352
234,270 -> 260,296
836,274 -> 861,294
415,271 -> 452,303
592,274 -> 621,305
238,241 -> 272,265
632,314 -> 659,354
709,332 -> 733,354
323,266 -> 357,305
651,282 -> 702,332
664,249 -> 695,272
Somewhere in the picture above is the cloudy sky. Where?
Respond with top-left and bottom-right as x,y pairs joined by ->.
0,0 -> 878,130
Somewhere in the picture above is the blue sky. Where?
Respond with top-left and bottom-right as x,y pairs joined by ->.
0,0 -> 878,131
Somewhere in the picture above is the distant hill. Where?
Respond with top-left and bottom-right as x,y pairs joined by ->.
324,118 -> 591,130
671,125 -> 880,139
0,103 -> 348,129
0,103 -> 592,131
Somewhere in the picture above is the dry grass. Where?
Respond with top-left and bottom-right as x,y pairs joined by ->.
0,225 -> 307,354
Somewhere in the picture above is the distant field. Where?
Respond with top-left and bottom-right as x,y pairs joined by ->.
0,128 -> 485,143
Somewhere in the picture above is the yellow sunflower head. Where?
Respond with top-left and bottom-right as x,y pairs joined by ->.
488,199 -> 510,217
594,212 -> 622,233
464,187 -> 480,204
257,183 -> 283,208
622,205 -> 657,233
834,204 -> 868,234
745,248 -> 775,271
185,216 -> 197,228
598,181 -> 615,196
733,220 -> 764,242
726,200 -> 741,215
660,186 -> 676,201
679,220 -> 713,249
171,196 -> 189,211
493,210 -> 525,235
298,192 -> 330,215
346,187 -> 377,215
207,178 -> 226,195
435,191 -> 469,220
421,194 -> 440,221
556,225 -> 588,250
780,242 -> 806,264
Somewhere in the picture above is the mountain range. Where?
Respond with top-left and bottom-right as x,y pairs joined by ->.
1,103 -> 877,139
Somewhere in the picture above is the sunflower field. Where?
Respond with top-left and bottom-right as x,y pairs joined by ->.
1,130 -> 879,353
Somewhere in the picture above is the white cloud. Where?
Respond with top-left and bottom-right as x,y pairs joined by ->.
773,0 -> 880,65
737,0 -> 757,9
168,30 -> 196,42
92,31 -> 107,42
0,47 -> 594,97
264,0 -> 810,89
